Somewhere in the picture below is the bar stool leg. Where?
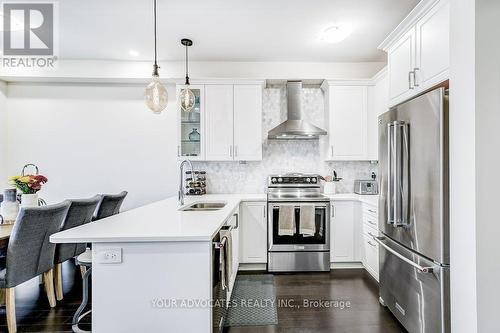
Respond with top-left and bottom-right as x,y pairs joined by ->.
72,266 -> 92,333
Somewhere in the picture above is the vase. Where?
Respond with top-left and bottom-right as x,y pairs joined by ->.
20,193 -> 39,208
188,128 -> 200,142
0,189 -> 19,223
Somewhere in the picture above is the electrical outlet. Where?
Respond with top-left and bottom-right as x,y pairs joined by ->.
97,248 -> 122,264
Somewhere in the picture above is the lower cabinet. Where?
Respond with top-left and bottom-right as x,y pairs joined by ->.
239,202 -> 267,264
330,201 -> 356,262
361,203 -> 379,281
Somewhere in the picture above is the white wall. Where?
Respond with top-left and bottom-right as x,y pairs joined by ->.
5,83 -> 178,210
474,0 -> 500,331
0,81 -> 7,187
450,0 -> 500,332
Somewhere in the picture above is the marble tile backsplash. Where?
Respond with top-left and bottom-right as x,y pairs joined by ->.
195,86 -> 378,194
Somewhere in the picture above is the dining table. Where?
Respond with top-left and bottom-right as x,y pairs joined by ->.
0,224 -> 13,248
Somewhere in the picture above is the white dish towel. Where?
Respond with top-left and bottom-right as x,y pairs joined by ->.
299,204 -> 316,237
278,205 -> 296,236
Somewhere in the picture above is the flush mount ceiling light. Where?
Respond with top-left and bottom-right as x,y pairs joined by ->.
179,38 -> 195,112
320,24 -> 354,43
144,0 -> 168,114
129,50 -> 139,57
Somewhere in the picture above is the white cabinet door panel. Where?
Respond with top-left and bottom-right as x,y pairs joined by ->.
240,202 -> 267,264
388,28 -> 415,102
234,85 -> 263,161
415,0 -> 450,88
330,201 -> 355,262
205,85 -> 234,161
328,86 -> 368,160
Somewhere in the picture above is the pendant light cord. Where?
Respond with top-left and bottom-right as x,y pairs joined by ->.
185,44 -> 190,85
153,0 -> 159,74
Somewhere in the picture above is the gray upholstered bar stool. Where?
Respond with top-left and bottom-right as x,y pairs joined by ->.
53,196 -> 100,301
72,191 -> 127,333
0,202 -> 70,333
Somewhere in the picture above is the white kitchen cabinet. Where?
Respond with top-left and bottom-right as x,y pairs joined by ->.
176,85 -> 205,160
415,0 -> 450,89
178,81 -> 264,162
324,85 -> 368,161
233,85 -> 262,161
387,28 -> 416,103
205,85 -> 234,161
367,69 -> 389,160
363,233 -> 379,281
380,0 -> 449,107
239,202 -> 267,264
330,201 -> 356,262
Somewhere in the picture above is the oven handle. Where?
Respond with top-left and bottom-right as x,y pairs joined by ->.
373,236 -> 434,274
270,204 -> 328,209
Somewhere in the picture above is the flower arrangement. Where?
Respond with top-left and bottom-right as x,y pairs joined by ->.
9,175 -> 48,194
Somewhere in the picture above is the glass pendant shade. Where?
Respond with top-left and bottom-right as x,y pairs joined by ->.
180,87 -> 195,112
145,75 -> 168,114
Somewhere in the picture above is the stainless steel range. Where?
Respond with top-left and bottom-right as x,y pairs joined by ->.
267,174 -> 330,272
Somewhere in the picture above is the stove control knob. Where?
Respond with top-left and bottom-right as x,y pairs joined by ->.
271,178 -> 277,183
306,178 -> 311,182
278,178 -> 283,183
311,177 -> 317,183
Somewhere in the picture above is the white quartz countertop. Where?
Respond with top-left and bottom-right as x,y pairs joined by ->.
327,193 -> 379,206
50,194 -> 266,244
50,192 -> 377,244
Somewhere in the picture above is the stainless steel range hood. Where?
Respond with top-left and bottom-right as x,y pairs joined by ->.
268,81 -> 327,140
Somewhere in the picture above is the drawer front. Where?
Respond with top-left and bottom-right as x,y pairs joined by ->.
363,222 -> 378,240
363,234 -> 379,280
363,204 -> 378,218
363,213 -> 378,230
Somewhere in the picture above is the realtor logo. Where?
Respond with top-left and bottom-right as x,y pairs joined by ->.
1,1 -> 58,69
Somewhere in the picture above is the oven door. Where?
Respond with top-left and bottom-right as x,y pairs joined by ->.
268,201 -> 330,252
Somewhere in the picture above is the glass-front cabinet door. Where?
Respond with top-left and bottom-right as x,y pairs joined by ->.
177,85 -> 204,159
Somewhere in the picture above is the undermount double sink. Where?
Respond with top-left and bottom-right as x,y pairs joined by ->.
179,201 -> 227,211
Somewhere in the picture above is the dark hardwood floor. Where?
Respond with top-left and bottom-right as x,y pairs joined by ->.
0,264 -> 404,332
228,270 -> 406,333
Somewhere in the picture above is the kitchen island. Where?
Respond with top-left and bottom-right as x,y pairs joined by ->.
50,194 -> 266,333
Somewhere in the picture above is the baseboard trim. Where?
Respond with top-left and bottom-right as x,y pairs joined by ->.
238,263 -> 267,271
330,262 -> 364,269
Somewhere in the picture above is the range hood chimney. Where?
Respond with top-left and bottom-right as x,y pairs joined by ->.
267,81 -> 327,140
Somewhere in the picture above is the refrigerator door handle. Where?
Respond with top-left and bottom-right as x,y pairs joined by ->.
375,236 -> 434,273
387,123 -> 394,225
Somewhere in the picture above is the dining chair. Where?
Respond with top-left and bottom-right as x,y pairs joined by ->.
72,191 -> 127,333
93,191 -> 128,221
0,201 -> 70,333
53,196 -> 100,301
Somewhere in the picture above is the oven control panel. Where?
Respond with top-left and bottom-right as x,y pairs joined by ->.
269,174 -> 319,186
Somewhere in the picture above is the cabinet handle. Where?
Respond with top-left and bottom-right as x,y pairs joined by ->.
229,145 -> 233,157
233,213 -> 239,229
234,145 -> 238,157
413,68 -> 420,87
263,207 -> 266,219
331,205 -> 335,218
367,241 -> 377,247
368,209 -> 376,214
367,220 -> 377,226
330,146 -> 334,158
177,145 -> 180,157
368,231 -> 376,239
408,71 -> 415,90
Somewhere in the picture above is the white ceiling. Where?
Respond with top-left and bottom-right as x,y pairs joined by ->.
58,0 -> 419,62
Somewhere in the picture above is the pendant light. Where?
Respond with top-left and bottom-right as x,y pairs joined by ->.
179,38 -> 195,112
144,0 -> 168,114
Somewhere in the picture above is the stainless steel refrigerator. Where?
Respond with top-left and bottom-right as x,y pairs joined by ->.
376,87 -> 450,333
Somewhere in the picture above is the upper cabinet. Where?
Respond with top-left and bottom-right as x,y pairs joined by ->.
367,69 -> 389,161
233,85 -> 263,161
177,81 -> 264,161
205,85 -> 234,161
326,85 -> 368,161
177,85 -> 205,160
380,0 -> 449,107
